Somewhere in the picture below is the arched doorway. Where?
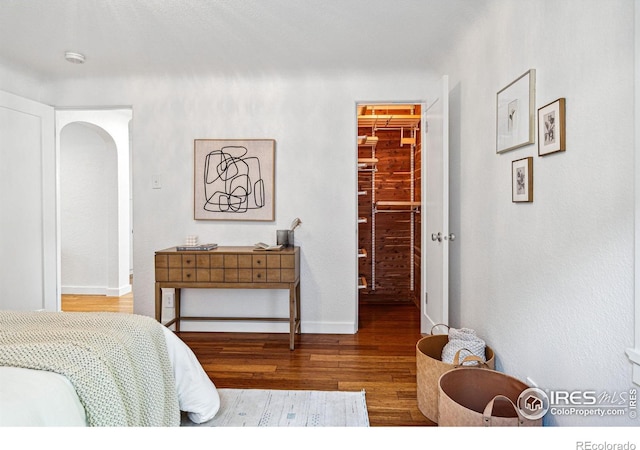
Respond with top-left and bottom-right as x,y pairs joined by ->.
56,109 -> 132,309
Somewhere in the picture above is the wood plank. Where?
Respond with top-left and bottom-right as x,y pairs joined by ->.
178,303 -> 433,426
63,293 -> 434,426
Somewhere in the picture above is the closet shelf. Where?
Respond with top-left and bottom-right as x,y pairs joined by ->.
374,201 -> 421,213
357,114 -> 421,130
358,248 -> 367,258
358,276 -> 368,290
357,135 -> 379,147
363,104 -> 417,114
358,157 -> 378,172
358,217 -> 368,224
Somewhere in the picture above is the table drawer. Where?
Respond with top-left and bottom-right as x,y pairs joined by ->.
182,269 -> 196,281
253,269 -> 267,282
196,254 -> 210,268
182,255 -> 196,268
266,269 -> 281,282
155,248 -> 299,283
224,268 -> 238,282
252,255 -> 266,268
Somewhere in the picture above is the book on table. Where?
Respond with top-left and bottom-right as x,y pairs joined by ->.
176,243 -> 218,251
253,242 -> 283,251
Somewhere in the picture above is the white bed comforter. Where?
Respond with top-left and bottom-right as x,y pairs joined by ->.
0,320 -> 220,427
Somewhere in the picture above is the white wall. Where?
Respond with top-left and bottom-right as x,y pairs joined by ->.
42,71 -> 439,334
441,0 -> 635,425
632,0 -> 640,386
60,122 -> 116,294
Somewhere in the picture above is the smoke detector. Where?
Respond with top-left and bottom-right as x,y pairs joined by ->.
64,52 -> 86,64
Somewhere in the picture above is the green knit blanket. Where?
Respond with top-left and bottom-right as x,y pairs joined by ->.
0,311 -> 180,426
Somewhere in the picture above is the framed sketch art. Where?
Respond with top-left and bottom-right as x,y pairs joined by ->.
194,139 -> 275,221
538,98 -> 566,156
496,69 -> 536,154
512,157 -> 533,203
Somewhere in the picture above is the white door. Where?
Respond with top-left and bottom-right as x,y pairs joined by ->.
421,75 -> 450,334
0,90 -> 57,311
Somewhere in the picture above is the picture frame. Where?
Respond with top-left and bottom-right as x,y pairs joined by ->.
496,69 -> 536,154
538,98 -> 566,156
512,157 -> 533,203
194,139 -> 275,221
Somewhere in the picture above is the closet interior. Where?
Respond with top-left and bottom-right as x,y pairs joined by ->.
357,104 -> 422,306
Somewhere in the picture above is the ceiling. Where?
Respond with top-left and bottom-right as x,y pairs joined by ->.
0,0 -> 488,80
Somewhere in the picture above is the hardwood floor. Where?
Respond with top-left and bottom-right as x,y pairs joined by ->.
179,302 -> 433,426
61,293 -> 133,313
61,294 -> 434,426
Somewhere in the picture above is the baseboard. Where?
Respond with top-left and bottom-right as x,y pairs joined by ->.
166,319 -> 357,334
62,284 -> 131,297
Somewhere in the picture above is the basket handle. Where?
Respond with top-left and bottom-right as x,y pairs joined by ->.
482,395 -> 525,427
453,348 -> 488,368
430,323 -> 450,335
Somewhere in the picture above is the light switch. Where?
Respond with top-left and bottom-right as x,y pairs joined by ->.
152,175 -> 161,189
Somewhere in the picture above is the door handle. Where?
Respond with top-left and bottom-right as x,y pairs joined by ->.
432,232 -> 455,242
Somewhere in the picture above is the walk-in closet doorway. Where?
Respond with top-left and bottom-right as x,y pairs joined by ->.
357,103 -> 423,322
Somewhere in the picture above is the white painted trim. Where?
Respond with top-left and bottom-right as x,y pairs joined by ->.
175,320 -> 355,334
61,284 -> 131,297
629,0 -> 640,386
0,89 -> 56,311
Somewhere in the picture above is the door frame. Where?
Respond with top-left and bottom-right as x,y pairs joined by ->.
354,99 -> 427,331
0,90 -> 56,311
55,108 -> 133,299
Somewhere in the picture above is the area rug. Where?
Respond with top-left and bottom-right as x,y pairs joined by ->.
181,388 -> 369,427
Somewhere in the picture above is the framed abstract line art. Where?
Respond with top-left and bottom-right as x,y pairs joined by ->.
194,139 -> 275,221
496,69 -> 536,154
538,98 -> 566,156
512,157 -> 533,203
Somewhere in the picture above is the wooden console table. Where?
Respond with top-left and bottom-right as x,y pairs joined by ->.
154,246 -> 301,350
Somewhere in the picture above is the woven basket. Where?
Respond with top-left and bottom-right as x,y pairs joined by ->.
416,334 -> 494,423
438,367 -> 542,426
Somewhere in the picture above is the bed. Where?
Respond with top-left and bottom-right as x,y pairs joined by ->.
0,310 -> 220,426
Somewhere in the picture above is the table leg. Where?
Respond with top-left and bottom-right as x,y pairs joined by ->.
296,280 -> 301,334
175,288 -> 181,332
155,283 -> 162,322
289,285 -> 296,350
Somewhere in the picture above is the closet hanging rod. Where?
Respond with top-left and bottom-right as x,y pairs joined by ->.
373,127 -> 419,131
376,201 -> 421,207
